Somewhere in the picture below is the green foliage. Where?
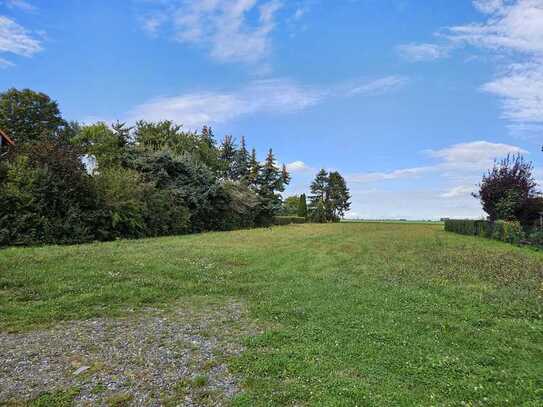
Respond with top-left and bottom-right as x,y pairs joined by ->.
93,167 -> 148,239
0,88 -> 293,246
281,195 -> 300,216
220,180 -> 260,230
309,169 -> 350,222
273,216 -> 307,225
444,219 -> 525,245
528,229 -> 543,247
0,140 -> 100,246
71,122 -> 127,171
0,88 -> 66,145
297,193 -> 308,218
310,199 -> 328,223
475,154 -> 539,222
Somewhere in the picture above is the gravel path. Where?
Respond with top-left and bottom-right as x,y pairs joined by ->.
0,300 -> 257,406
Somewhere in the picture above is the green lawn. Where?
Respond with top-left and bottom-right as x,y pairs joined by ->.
1,223 -> 542,405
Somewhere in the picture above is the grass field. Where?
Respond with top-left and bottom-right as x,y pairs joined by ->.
1,223 -> 542,405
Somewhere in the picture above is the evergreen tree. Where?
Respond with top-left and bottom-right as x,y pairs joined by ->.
219,135 -> 236,179
281,163 -> 291,186
309,169 -> 329,209
247,148 -> 261,189
201,126 -> 216,149
298,193 -> 308,218
256,149 -> 286,224
327,171 -> 351,221
233,136 -> 250,181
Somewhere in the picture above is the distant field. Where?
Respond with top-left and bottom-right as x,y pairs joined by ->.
1,223 -> 542,405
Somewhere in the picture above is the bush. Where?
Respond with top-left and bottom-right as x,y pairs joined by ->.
499,220 -> 524,244
444,219 -> 525,245
443,219 -> 490,236
528,230 -> 543,247
273,216 -> 306,226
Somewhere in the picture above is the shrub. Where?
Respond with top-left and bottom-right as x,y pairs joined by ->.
444,219 -> 525,245
528,230 -> 543,247
273,216 -> 306,226
501,220 -> 524,244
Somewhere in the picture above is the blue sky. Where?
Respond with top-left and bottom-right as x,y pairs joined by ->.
1,0 -> 542,219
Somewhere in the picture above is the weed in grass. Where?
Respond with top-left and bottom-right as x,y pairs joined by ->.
28,387 -> 80,407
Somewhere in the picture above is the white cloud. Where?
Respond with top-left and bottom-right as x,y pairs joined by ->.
348,76 -> 408,95
126,76 -> 406,128
426,140 -> 527,168
450,0 -> 543,55
126,78 -> 321,128
4,0 -> 36,12
447,0 -> 543,126
142,0 -> 284,65
286,160 -> 312,172
440,185 -> 476,198
397,43 -> 450,62
347,166 -> 433,183
481,62 -> 543,123
0,15 -> 41,65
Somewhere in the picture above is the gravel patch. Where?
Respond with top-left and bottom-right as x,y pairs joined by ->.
0,299 -> 257,406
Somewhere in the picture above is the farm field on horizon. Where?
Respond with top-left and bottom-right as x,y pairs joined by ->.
1,222 -> 542,405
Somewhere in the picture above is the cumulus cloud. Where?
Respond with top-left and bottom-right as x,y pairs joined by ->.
126,76 -> 406,128
0,16 -> 41,62
286,160 -> 312,172
397,43 -> 450,62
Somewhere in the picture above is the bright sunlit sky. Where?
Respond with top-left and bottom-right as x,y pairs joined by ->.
1,0 -> 542,219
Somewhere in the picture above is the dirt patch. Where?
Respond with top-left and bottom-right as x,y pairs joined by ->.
0,299 -> 258,406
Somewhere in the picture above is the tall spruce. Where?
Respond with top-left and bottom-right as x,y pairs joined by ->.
219,135 -> 236,179
233,136 -> 250,181
247,148 -> 261,189
309,169 -> 329,207
256,149 -> 287,223
327,171 -> 351,221
298,193 -> 308,218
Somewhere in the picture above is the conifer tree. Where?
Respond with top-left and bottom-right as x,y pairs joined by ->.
309,169 -> 329,208
247,148 -> 261,189
201,126 -> 216,149
233,136 -> 249,181
327,171 -> 351,221
219,135 -> 236,179
298,193 -> 308,218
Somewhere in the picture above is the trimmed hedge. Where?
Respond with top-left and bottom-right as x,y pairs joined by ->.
444,219 -> 526,245
273,216 -> 307,226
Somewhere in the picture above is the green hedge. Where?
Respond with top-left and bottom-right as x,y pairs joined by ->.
273,216 -> 307,226
444,219 -> 525,244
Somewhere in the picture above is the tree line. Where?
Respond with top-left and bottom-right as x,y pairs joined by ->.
0,88 -> 351,246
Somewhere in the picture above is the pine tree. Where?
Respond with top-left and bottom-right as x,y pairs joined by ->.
309,169 -> 329,209
281,163 -> 291,186
327,171 -> 351,221
219,135 -> 236,179
298,193 -> 308,218
233,136 -> 250,181
256,149 -> 286,224
201,126 -> 216,149
247,148 -> 261,189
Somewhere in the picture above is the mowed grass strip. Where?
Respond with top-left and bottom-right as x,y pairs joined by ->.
1,223 -> 542,405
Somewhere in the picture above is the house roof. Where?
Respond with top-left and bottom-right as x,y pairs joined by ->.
0,128 -> 14,146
